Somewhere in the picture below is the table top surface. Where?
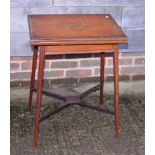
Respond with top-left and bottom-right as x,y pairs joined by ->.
28,14 -> 128,46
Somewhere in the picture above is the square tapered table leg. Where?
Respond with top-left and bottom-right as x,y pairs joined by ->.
34,47 -> 45,147
99,52 -> 105,105
29,46 -> 38,111
113,45 -> 120,138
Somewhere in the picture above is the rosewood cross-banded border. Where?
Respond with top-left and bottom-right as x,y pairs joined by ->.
28,14 -> 128,147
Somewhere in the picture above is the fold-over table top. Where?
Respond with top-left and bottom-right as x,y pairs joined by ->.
28,14 -> 128,46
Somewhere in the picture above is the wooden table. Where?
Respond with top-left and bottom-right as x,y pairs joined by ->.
28,14 -> 128,147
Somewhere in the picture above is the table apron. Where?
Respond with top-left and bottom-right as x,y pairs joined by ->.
43,44 -> 114,55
